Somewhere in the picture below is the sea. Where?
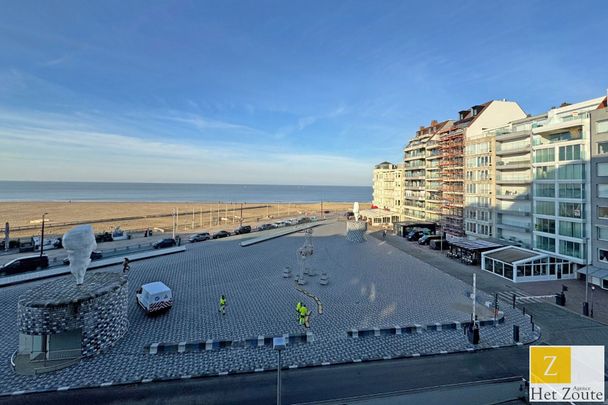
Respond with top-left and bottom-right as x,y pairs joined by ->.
0,181 -> 372,203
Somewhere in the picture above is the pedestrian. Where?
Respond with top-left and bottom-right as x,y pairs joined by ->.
298,303 -> 308,326
122,257 -> 130,274
296,301 -> 303,321
219,295 -> 227,315
382,229 -> 387,240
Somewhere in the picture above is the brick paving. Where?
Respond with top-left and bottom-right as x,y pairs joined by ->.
0,221 -> 536,394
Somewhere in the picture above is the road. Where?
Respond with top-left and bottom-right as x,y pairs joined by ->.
1,346 -> 529,405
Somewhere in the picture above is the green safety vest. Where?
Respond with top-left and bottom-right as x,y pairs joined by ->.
220,298 -> 226,305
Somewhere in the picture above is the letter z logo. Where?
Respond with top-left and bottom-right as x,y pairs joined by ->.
530,347 -> 571,384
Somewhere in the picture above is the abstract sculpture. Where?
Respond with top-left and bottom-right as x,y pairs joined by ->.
296,229 -> 314,285
346,202 -> 367,243
62,225 -> 97,285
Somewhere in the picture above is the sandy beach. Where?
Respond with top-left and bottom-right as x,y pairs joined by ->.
0,201 -> 358,239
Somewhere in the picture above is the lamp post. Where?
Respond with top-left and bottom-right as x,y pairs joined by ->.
584,237 -> 590,316
591,285 -> 595,318
273,337 -> 286,405
40,213 -> 48,258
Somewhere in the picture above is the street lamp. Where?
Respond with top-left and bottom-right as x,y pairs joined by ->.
273,336 -> 286,405
40,213 -> 48,258
591,285 -> 595,318
582,237 -> 590,316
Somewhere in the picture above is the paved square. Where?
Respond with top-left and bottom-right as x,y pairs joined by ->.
0,221 -> 536,393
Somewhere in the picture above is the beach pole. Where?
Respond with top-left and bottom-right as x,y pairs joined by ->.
192,208 -> 195,230
267,204 -> 269,218
200,207 -> 203,228
176,208 -> 179,231
172,208 -> 176,239
240,203 -> 243,226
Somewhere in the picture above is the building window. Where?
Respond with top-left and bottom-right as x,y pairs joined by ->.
598,163 -> 608,176
536,183 -> 555,198
548,131 -> 572,143
599,184 -> 608,198
535,201 -> 555,216
534,148 -> 555,163
536,235 -> 555,252
598,142 -> 608,155
599,249 -> 608,263
599,207 -> 608,219
598,227 -> 608,241
559,184 -> 584,199
559,202 -> 584,219
558,145 -> 582,161
559,221 -> 584,238
535,218 -> 555,233
557,164 -> 585,180
559,240 -> 584,259
535,166 -> 555,180
596,120 -> 608,134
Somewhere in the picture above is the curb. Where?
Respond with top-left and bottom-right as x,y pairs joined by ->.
144,332 -> 314,354
0,331 -> 540,398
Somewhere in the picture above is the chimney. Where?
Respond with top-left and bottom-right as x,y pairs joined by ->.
431,120 -> 438,126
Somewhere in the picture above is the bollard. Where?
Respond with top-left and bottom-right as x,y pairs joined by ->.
513,325 -> 520,342
522,307 -> 526,316
319,273 -> 328,285
512,293 -> 516,309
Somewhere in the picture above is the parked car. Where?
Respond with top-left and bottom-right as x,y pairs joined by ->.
95,232 -> 113,243
189,232 -> 211,243
256,224 -> 274,231
273,221 -> 287,228
62,250 -> 103,265
136,282 -> 173,314
212,230 -> 231,239
297,217 -> 312,224
429,239 -> 450,250
18,240 -> 35,253
345,211 -> 354,218
233,225 -> 252,235
418,235 -> 441,245
153,238 -> 177,249
406,231 -> 426,241
0,255 -> 49,276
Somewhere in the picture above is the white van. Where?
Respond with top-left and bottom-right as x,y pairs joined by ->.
136,282 -> 173,314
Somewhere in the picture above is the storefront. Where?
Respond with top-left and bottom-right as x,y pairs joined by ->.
447,240 -> 503,266
482,246 -> 575,282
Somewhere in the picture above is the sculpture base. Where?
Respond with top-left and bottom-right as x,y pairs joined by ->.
15,272 -> 128,374
346,221 -> 367,243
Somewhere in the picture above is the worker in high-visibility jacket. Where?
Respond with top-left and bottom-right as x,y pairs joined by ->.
219,295 -> 227,315
298,304 -> 308,325
296,301 -> 303,321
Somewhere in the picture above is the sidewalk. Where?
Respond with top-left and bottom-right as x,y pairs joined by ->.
371,229 -> 608,325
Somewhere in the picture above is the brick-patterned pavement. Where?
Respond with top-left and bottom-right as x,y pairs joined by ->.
0,221 -> 536,394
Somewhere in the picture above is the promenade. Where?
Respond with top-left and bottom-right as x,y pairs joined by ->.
0,221 -> 536,395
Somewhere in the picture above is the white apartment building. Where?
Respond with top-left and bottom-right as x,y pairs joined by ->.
372,161 -> 405,222
530,97 -> 607,277
463,100 -> 527,240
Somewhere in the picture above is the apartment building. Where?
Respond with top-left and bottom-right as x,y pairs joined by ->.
531,97 -> 607,277
491,114 -> 546,249
462,101 -> 527,240
372,161 -> 405,217
587,103 -> 608,289
403,120 -> 452,222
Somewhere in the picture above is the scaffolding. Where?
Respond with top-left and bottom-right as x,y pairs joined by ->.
440,128 -> 465,237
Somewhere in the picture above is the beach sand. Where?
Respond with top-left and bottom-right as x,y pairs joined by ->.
0,201 -> 358,238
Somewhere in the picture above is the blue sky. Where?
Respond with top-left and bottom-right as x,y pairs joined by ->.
0,0 -> 607,186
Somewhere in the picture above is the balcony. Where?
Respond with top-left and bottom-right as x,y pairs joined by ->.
496,160 -> 530,170
495,129 -> 531,142
532,113 -> 589,134
496,192 -> 530,200
496,208 -> 530,217
496,222 -> 531,232
495,176 -> 531,185
495,144 -> 530,156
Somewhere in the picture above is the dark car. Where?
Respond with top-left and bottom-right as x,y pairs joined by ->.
233,225 -> 251,235
256,224 -> 274,231
18,240 -> 35,253
189,232 -> 211,243
429,239 -> 450,250
406,231 -> 426,241
63,250 -> 103,265
153,238 -> 177,249
95,232 -> 113,243
0,255 -> 49,276
345,211 -> 354,218
212,230 -> 231,239
418,235 -> 441,245
297,217 -> 311,224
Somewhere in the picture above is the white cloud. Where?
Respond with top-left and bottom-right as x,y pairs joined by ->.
0,109 -> 372,186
